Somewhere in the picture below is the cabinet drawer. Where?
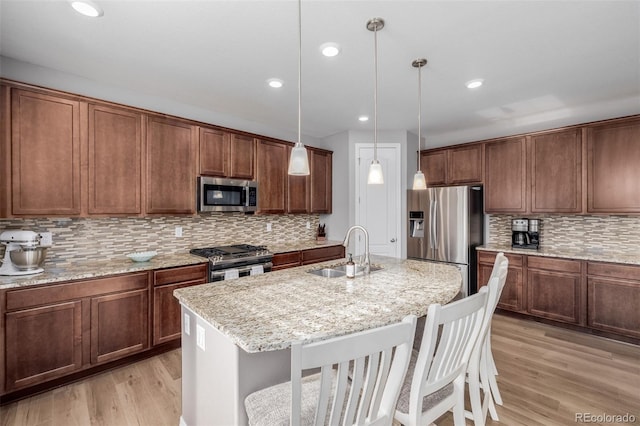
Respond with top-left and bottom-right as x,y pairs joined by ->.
154,264 -> 208,286
301,245 -> 345,265
273,251 -> 301,267
527,256 -> 581,274
587,262 -> 640,281
6,272 -> 149,311
478,251 -> 523,268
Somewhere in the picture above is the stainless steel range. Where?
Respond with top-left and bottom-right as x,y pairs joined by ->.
190,244 -> 272,282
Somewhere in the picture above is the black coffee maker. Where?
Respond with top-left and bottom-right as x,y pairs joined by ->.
511,218 -> 539,250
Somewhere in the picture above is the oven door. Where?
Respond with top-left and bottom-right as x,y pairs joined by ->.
210,262 -> 273,282
198,177 -> 257,213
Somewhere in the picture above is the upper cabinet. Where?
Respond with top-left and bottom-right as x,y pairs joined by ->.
256,139 -> 288,214
309,149 -> 332,214
420,143 -> 483,187
146,115 -> 197,214
529,128 -> 582,213
484,137 -> 527,213
11,89 -> 82,216
586,117 -> 640,214
88,103 -> 144,216
199,128 -> 255,180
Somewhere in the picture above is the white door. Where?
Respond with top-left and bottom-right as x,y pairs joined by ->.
355,143 -> 402,258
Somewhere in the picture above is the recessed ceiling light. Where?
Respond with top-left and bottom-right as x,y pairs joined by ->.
466,79 -> 484,89
358,116 -> 369,122
267,78 -> 284,88
320,42 -> 341,57
69,0 -> 103,17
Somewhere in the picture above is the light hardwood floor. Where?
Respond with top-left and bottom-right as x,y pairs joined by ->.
1,314 -> 639,426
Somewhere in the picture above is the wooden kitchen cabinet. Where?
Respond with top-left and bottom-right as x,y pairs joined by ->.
3,272 -> 150,392
478,251 -> 525,313
419,143 -> 483,187
11,88 -> 82,216
256,139 -> 288,214
309,148 -> 332,214
146,115 -> 197,214
272,245 -> 345,270
530,128 -> 583,213
587,262 -> 640,339
272,251 -> 302,271
420,150 -> 447,186
586,116 -> 640,214
484,137 -> 527,213
152,264 -> 208,345
88,103 -> 144,215
199,128 -> 255,180
526,256 -> 584,325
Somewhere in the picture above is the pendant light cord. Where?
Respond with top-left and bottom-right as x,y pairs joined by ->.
417,63 -> 422,171
297,0 -> 302,147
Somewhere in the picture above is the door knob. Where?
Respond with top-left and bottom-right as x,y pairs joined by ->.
390,238 -> 396,243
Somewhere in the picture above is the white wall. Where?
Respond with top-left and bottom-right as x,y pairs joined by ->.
319,131 -> 350,243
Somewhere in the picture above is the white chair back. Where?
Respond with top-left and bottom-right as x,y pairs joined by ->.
404,289 -> 488,425
291,315 -> 417,426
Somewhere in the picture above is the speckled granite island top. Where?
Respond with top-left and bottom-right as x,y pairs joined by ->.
477,244 -> 640,266
173,256 -> 462,353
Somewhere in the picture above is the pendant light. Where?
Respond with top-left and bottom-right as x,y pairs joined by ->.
287,0 -> 310,176
412,58 -> 428,190
367,18 -> 384,185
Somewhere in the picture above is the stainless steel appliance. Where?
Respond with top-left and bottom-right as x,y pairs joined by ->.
407,186 -> 484,297
189,244 -> 272,282
511,218 -> 539,249
0,230 -> 48,276
197,177 -> 258,213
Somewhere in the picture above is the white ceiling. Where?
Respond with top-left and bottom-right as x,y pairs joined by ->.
1,0 -> 639,147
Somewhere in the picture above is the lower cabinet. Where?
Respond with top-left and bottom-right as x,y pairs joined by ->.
152,264 -> 208,345
478,251 -> 525,313
587,262 -> 640,339
272,245 -> 346,271
3,272 -> 150,392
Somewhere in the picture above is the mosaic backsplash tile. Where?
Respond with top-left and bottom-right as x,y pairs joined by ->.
488,214 -> 640,253
0,214 -> 320,267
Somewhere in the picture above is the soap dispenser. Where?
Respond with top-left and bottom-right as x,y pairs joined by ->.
346,253 -> 355,278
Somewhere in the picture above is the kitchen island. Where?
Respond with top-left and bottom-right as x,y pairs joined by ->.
173,255 -> 462,426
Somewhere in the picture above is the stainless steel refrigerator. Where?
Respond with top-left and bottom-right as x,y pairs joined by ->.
407,185 -> 484,297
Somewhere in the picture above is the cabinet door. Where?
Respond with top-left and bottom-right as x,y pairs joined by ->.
153,281 -> 203,345
90,289 -> 149,364
587,117 -> 640,213
447,144 -> 483,184
301,245 -> 345,265
530,129 -> 582,213
146,116 -> 197,214
310,149 -> 332,214
484,137 -> 527,213
199,127 -> 229,177
477,252 -> 525,312
88,103 -> 143,215
527,271 -> 582,325
272,251 -> 302,271
420,150 -> 446,186
11,89 -> 81,215
256,139 -> 288,214
5,301 -> 83,391
229,134 -> 255,179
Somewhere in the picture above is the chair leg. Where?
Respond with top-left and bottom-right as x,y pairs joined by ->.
488,392 -> 499,421
467,370 -> 485,426
485,337 -> 503,406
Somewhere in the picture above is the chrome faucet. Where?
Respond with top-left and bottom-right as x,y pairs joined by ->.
342,225 -> 371,274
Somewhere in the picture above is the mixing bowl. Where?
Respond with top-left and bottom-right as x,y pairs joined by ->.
9,247 -> 48,270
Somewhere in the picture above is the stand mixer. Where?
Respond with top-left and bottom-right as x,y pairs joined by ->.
0,230 -> 48,276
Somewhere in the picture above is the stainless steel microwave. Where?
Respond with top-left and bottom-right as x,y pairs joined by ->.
197,177 -> 258,213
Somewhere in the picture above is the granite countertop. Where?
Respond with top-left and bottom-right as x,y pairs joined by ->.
173,255 -> 462,353
477,244 -> 640,266
0,253 -> 208,290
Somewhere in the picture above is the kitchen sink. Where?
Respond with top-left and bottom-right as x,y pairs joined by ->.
307,264 -> 383,278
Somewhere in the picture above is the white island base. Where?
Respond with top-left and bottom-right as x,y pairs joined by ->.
179,306 -> 291,426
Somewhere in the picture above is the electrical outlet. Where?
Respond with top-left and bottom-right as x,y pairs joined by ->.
196,324 -> 205,350
266,223 -> 272,232
184,313 -> 191,335
306,221 -> 311,229
175,226 -> 183,237
39,232 -> 53,246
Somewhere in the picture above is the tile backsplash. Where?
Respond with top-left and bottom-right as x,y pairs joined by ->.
489,214 -> 640,252
0,214 -> 320,267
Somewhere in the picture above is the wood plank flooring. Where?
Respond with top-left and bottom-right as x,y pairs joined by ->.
1,314 -> 639,426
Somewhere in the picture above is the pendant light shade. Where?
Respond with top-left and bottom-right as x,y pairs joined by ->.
287,0 -> 310,176
367,18 -> 384,185
412,58 -> 428,190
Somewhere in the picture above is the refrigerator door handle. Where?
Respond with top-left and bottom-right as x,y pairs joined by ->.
432,199 -> 438,250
